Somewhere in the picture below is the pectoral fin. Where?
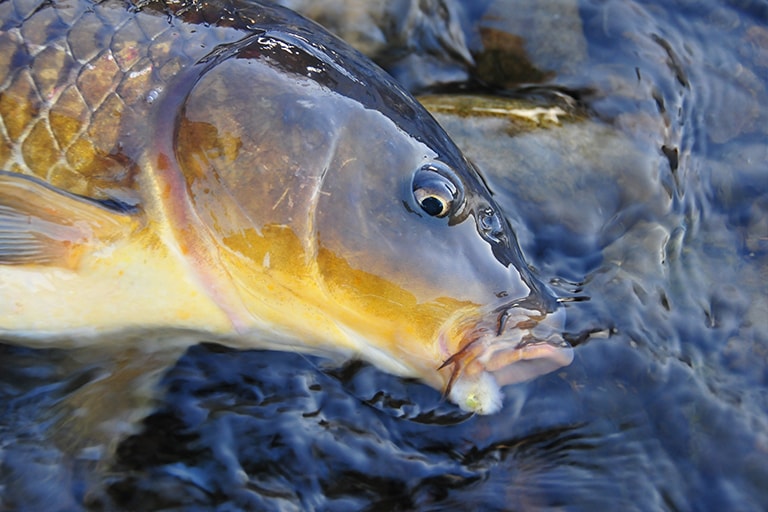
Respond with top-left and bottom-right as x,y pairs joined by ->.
0,171 -> 136,268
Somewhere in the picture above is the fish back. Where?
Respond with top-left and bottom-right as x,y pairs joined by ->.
0,0 -> 248,199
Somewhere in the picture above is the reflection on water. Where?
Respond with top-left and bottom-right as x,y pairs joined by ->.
2,0 -> 768,510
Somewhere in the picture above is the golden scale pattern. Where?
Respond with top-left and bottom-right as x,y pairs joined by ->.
0,0 -> 237,199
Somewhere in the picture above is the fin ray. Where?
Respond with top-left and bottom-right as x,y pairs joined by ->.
0,171 -> 137,267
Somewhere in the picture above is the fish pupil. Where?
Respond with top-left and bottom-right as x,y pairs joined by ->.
420,196 -> 446,216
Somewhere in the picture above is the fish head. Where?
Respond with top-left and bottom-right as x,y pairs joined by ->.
312,122 -> 573,415
162,13 -> 572,414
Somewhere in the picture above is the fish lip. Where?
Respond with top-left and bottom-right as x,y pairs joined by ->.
438,297 -> 573,414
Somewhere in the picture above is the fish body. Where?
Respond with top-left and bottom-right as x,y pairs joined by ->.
0,0 -> 571,414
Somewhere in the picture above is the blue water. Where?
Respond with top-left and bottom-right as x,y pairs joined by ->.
2,0 -> 767,510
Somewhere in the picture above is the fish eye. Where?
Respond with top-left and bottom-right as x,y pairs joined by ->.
412,163 -> 464,218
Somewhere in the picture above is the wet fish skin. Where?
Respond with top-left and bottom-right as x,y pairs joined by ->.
0,0 -> 572,416
0,0 -> 465,197
0,0 -> 275,199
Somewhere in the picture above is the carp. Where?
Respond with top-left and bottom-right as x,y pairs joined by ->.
0,0 -> 572,415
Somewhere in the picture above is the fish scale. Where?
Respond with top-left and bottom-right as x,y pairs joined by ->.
0,0 -> 243,198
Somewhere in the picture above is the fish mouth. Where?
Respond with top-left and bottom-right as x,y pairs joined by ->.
438,297 -> 573,415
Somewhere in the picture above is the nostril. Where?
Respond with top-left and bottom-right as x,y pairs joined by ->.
478,207 -> 505,243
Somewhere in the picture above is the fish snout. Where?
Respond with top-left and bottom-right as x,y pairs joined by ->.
439,301 -> 572,415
